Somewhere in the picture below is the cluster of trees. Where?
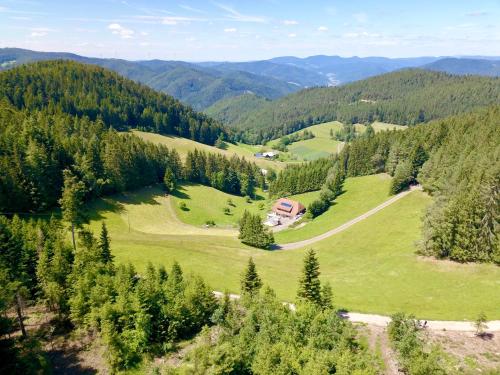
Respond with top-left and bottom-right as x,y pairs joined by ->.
0,215 -> 217,372
239,210 -> 274,249
307,163 -> 345,218
225,69 -> 500,143
184,149 -> 264,197
0,102 -> 183,212
268,105 -> 499,264
334,122 -> 359,142
272,129 -> 315,152
1,206 -> 380,374
0,102 -> 263,214
269,157 -> 335,197
388,313 -> 449,374
173,250 -> 380,374
344,106 -> 499,263
0,60 -> 227,145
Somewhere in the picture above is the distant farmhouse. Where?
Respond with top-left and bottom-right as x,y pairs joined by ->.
272,198 -> 306,218
255,151 -> 279,159
265,198 -> 305,227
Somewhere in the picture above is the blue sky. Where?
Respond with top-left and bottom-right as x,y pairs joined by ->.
1,0 -> 499,61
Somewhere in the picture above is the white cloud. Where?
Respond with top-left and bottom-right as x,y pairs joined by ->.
283,20 -> 298,25
288,33 -> 297,38
161,16 -> 198,25
30,31 -> 47,37
179,4 -> 205,14
343,31 -> 380,38
214,3 -> 267,23
318,26 -> 328,32
140,31 -> 148,36
466,10 -> 488,17
108,23 -> 134,39
224,27 -> 237,33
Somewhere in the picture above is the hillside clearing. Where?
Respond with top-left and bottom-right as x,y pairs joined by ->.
274,174 -> 392,243
132,130 -> 286,170
86,184 -> 500,320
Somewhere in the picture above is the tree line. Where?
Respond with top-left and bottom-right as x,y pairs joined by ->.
0,101 -> 264,213
184,149 -> 264,197
345,106 -> 499,264
269,157 -> 336,197
226,69 -> 500,143
273,106 -> 499,264
0,60 -> 227,145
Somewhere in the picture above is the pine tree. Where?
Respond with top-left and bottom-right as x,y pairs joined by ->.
99,222 -> 113,264
241,257 -> 262,297
163,168 -> 177,194
59,169 -> 87,251
297,249 -> 322,305
321,282 -> 333,309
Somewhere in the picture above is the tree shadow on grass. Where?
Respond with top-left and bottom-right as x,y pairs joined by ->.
171,185 -> 191,200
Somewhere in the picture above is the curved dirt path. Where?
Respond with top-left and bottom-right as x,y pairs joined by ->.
274,185 -> 422,250
212,292 -> 500,332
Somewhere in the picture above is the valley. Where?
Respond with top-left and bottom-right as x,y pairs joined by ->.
83,180 -> 500,320
0,44 -> 499,373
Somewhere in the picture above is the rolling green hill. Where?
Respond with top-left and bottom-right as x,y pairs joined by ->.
0,60 -> 226,144
424,57 -> 500,77
223,69 -> 500,143
0,48 -> 301,110
204,93 -> 270,125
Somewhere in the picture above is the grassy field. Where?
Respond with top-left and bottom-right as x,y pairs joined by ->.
172,184 -> 269,227
274,174 -> 392,243
132,130 -> 286,171
356,121 -> 408,133
85,181 -> 500,320
269,121 -> 344,161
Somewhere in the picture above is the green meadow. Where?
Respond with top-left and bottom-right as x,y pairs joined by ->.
85,178 -> 500,320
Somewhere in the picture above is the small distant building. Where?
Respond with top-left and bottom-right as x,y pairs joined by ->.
271,198 -> 306,219
263,151 -> 279,158
254,151 -> 279,159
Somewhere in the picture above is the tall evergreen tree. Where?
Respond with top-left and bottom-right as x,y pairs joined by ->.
241,257 -> 262,297
99,222 -> 113,264
59,169 -> 87,251
297,249 -> 322,305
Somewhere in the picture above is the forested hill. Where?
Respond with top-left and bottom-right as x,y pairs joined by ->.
424,58 -> 500,77
0,48 -> 302,110
0,60 -> 226,145
223,69 -> 500,143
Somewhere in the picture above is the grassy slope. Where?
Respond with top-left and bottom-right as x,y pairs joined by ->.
86,186 -> 500,320
274,174 -> 392,243
172,184 -> 269,227
268,121 -> 344,161
267,121 -> 405,161
132,130 -> 286,171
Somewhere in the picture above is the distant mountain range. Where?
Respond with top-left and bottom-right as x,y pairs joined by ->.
1,48 -> 499,111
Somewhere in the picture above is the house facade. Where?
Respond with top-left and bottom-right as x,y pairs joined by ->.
271,198 -> 306,218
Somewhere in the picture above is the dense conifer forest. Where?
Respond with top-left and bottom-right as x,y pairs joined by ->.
0,61 -> 227,145
224,69 -> 500,143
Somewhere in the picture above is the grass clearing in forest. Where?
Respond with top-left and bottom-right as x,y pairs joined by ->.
132,130 -> 285,171
85,178 -> 500,320
269,121 -> 344,161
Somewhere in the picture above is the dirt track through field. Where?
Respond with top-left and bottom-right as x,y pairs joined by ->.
273,185 -> 423,250
212,292 -> 500,332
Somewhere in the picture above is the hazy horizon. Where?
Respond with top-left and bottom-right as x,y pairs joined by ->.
1,0 -> 499,61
